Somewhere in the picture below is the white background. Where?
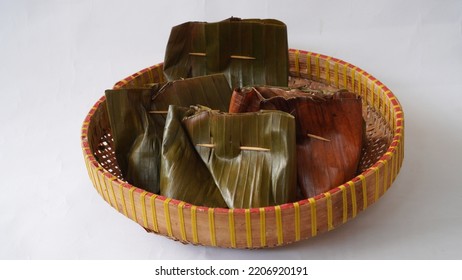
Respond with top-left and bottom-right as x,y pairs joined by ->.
1,0 -> 461,259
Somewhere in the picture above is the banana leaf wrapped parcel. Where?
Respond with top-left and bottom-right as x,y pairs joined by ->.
160,106 -> 228,208
105,74 -> 231,194
161,105 -> 297,208
163,17 -> 289,89
229,86 -> 365,198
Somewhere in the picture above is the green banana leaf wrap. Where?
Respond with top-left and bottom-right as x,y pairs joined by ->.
160,106 -> 227,208
151,73 -> 231,112
229,87 -> 364,198
182,107 -> 297,208
105,74 -> 231,194
105,87 -> 164,194
163,17 -> 289,89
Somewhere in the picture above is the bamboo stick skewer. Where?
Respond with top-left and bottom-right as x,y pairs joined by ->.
196,143 -> 270,152
307,134 -> 330,142
189,52 -> 256,60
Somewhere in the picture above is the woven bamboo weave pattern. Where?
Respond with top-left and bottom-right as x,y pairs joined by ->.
81,49 -> 404,248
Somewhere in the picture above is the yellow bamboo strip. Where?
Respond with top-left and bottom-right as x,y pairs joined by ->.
83,156 -> 93,185
343,64 -> 348,89
149,194 -> 159,232
228,209 -> 236,248
334,62 -> 339,87
109,177 -> 119,212
401,132 -> 405,168
140,191 -> 148,228
92,167 -> 103,198
380,159 -> 389,193
371,83 -> 376,109
350,67 -> 356,92
306,53 -> 312,78
178,202 -> 186,242
401,133 -> 405,169
294,50 -> 300,77
147,67 -> 154,83
293,202 -> 301,241
191,206 -> 198,244
390,146 -> 396,182
324,192 -> 334,231
97,170 -> 109,203
339,185 -> 348,223
156,66 -> 164,83
275,206 -> 283,245
395,143 -> 400,181
372,167 -> 380,201
364,75 -> 370,103
308,198 -> 317,237
119,185 -> 128,217
358,175 -> 368,210
380,89 -> 386,117
325,58 -> 331,84
164,198 -> 173,237
315,54 -> 320,81
385,151 -> 394,186
129,187 -> 137,222
208,208 -> 216,246
377,84 -> 384,110
245,209 -> 252,248
100,175 -> 113,208
259,208 -> 266,247
347,181 -> 357,218
385,91 -> 391,124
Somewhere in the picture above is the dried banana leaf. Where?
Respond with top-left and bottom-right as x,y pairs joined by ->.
160,106 -> 227,208
105,87 -> 164,194
182,107 -> 297,208
163,17 -> 289,89
230,87 -> 364,198
230,85 -> 344,113
151,73 -> 231,112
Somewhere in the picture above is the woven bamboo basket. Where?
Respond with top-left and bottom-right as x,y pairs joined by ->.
81,49 -> 404,248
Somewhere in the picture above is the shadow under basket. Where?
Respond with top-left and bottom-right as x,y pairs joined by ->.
81,49 -> 404,248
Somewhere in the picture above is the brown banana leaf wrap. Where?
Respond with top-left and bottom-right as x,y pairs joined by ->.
163,17 -> 289,89
105,74 -> 231,194
163,106 -> 297,209
229,86 -> 365,198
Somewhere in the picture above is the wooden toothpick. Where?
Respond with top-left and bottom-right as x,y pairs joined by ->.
230,55 -> 256,60
196,143 -> 270,152
189,53 -> 255,60
189,52 -> 207,56
307,134 -> 330,142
